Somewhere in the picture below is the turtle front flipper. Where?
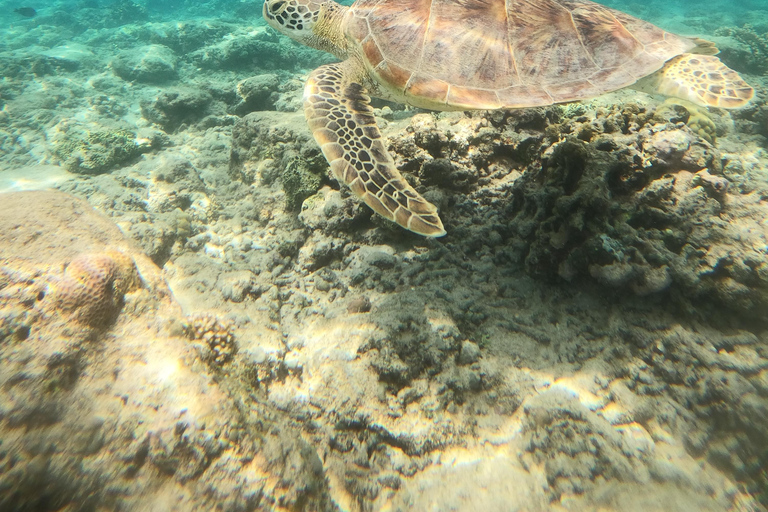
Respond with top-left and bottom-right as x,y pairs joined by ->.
304,61 -> 446,237
636,54 -> 754,109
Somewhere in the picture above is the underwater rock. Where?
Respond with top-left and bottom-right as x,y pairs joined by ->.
111,44 -> 178,83
230,111 -> 324,190
234,73 -> 280,115
523,388 -> 643,500
0,190 -> 334,511
378,103 -> 768,324
346,295 -> 372,313
281,155 -> 327,210
189,26 -> 332,72
126,220 -> 182,267
217,270 -> 256,303
643,127 -> 719,171
457,340 -> 481,365
298,186 -> 364,234
273,77 -> 306,112
54,129 -> 144,175
140,87 -> 212,132
88,93 -> 130,118
40,43 -> 97,71
13,7 -> 36,17
105,0 -> 148,27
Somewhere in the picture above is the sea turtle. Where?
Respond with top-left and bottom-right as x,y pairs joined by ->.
263,0 -> 754,237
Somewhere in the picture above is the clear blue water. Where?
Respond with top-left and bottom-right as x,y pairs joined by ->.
1,0 -> 766,33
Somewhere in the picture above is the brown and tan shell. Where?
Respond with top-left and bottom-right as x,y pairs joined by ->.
343,0 -> 696,109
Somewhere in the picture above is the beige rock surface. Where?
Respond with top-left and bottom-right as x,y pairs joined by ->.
0,190 -> 332,511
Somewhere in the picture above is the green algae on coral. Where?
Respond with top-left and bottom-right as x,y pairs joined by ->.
715,25 -> 768,75
281,156 -> 326,210
55,130 -> 143,175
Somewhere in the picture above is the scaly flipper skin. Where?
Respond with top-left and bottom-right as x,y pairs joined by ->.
304,61 -> 446,236
642,54 -> 754,108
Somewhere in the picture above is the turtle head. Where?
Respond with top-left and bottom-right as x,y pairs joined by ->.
263,0 -> 322,40
263,0 -> 349,58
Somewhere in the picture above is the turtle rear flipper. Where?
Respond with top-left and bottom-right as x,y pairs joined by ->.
637,54 -> 754,109
304,61 -> 446,237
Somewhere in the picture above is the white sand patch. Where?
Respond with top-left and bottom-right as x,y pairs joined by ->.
0,164 -> 73,193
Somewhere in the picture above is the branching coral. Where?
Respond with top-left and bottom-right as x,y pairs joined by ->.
182,314 -> 236,365
715,25 -> 768,75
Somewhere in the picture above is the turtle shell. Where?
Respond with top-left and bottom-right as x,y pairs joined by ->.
344,0 -> 696,109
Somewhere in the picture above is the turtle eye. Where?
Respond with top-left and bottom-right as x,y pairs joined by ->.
269,1 -> 286,14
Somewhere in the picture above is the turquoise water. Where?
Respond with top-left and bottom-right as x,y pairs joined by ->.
0,0 -> 767,511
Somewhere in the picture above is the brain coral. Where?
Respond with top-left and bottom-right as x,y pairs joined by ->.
49,250 -> 140,327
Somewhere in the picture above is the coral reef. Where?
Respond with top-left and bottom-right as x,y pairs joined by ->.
369,103 -> 768,325
0,190 -> 335,511
281,156 -> 327,210
218,100 -> 768,508
140,87 -> 213,132
48,250 -> 140,327
182,313 -> 237,365
715,25 -> 768,75
229,110 -> 325,191
234,74 -> 280,115
188,26 -> 332,72
2,0 -> 768,507
111,44 -> 178,83
55,129 -> 144,175
32,88 -> 767,511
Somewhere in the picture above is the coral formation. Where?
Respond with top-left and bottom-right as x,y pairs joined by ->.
55,129 -> 143,175
370,103 -> 766,324
140,88 -> 212,132
111,44 -> 177,83
657,99 -> 719,143
230,111 -> 329,209
2,0 -> 768,506
207,93 -> 768,510
48,250 -> 141,327
0,190 -> 335,512
716,25 -> 768,74
234,74 -> 279,115
182,313 -> 237,365
188,27 -> 332,72
281,156 -> 327,210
